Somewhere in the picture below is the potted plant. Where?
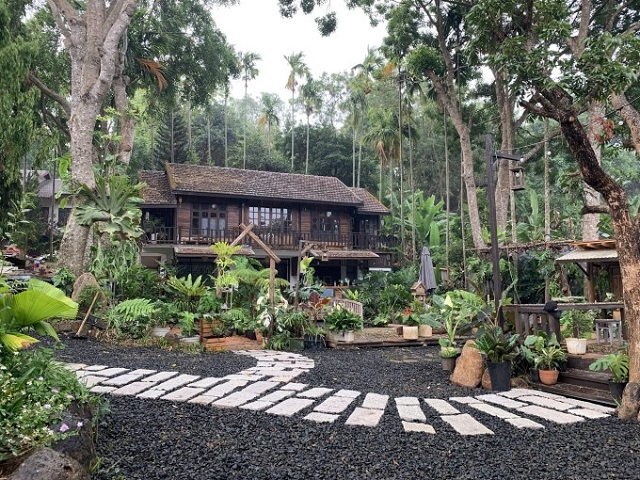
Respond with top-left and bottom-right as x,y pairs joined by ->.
560,309 -> 595,355
588,348 -> 629,404
520,331 -> 561,382
178,311 -> 200,343
474,325 -> 519,391
400,306 -> 421,340
324,304 -> 363,343
303,322 -> 326,349
278,309 -> 310,350
439,345 -> 460,372
534,343 -> 567,385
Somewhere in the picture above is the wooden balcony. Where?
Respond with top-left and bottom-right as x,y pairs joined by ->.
144,226 -> 397,253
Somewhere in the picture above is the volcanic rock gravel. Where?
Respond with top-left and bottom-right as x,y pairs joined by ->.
49,336 -> 640,480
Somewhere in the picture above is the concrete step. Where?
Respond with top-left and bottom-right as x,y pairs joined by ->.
559,368 -> 610,391
533,381 -> 616,407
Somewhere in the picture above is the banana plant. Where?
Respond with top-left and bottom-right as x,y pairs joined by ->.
0,279 -> 78,352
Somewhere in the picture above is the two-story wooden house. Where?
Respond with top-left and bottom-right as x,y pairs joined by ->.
139,163 -> 394,287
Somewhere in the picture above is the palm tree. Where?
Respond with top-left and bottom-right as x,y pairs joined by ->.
300,78 -> 322,174
284,51 -> 310,171
363,109 -> 400,204
240,51 -> 262,169
258,93 -> 281,160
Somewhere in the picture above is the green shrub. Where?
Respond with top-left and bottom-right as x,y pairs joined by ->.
0,348 -> 92,461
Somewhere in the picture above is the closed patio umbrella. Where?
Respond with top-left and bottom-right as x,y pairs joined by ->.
419,246 -> 437,293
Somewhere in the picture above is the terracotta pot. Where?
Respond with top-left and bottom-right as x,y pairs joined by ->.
538,369 -> 559,385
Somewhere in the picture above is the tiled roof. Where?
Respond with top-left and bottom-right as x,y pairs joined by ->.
350,187 -> 389,214
556,249 -> 618,264
164,163 -> 362,207
140,171 -> 177,206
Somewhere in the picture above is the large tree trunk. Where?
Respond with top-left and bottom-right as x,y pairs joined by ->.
582,101 -> 604,240
48,0 -> 136,275
543,88 -> 640,419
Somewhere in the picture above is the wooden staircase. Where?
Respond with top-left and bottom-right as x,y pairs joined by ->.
533,353 -> 617,407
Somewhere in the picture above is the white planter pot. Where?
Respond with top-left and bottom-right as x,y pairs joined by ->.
151,326 -> 171,338
418,324 -> 433,338
565,338 -> 587,355
333,330 -> 355,343
403,325 -> 419,340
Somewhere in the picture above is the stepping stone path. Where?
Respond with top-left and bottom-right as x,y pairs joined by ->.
65,351 -> 616,437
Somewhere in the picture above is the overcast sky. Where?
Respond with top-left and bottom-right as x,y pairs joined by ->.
211,0 -> 387,100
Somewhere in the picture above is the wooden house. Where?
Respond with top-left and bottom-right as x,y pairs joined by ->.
139,164 -> 394,286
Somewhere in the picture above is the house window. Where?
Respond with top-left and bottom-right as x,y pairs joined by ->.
192,203 -> 226,237
248,207 -> 292,232
360,218 -> 379,235
312,210 -> 340,240
57,208 -> 71,227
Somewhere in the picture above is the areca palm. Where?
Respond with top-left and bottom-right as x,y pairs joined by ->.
284,51 -> 310,171
363,109 -> 400,203
239,51 -> 262,169
258,93 -> 281,160
300,78 -> 322,174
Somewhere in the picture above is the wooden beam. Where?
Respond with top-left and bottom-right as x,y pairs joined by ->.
238,223 -> 281,263
229,223 -> 254,247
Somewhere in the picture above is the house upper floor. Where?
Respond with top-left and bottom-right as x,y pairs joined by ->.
139,164 -> 395,252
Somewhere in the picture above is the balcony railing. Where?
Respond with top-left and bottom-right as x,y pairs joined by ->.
144,226 -> 397,252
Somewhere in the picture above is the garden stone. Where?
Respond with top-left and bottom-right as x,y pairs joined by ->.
450,340 -> 484,388
9,447 -> 89,480
51,403 -> 96,468
71,273 -> 106,306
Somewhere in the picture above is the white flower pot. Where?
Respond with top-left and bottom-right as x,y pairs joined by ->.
418,325 -> 433,337
333,330 -> 355,343
180,336 -> 200,344
403,325 -> 419,340
151,326 -> 170,337
565,338 -> 587,355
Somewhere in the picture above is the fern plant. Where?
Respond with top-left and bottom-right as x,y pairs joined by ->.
106,298 -> 158,338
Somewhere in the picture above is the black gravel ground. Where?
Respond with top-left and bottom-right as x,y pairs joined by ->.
50,336 -> 640,480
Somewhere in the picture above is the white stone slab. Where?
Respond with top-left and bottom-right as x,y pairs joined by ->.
224,374 -> 265,381
466,402 -> 519,419
260,390 -> 296,403
449,396 -> 481,405
345,407 -> 385,427
101,372 -> 151,386
314,395 -> 356,414
188,395 -> 217,405
272,375 -> 302,382
91,367 -> 129,377
552,398 -> 616,414
333,389 -> 361,398
240,400 -> 273,411
297,387 -> 333,399
266,398 -> 315,416
424,399 -> 460,415
137,389 -> 166,399
83,365 -> 109,371
280,383 -> 308,391
90,386 -> 116,393
441,414 -> 494,435
476,394 -> 527,409
203,380 -> 249,397
112,382 -> 157,396
496,388 -> 537,398
395,396 -> 420,406
396,404 -> 426,423
161,387 -> 205,401
63,363 -> 88,372
212,391 -> 261,407
243,381 -> 280,394
130,369 -> 157,376
361,393 -> 389,410
506,418 -> 545,429
402,422 -> 436,434
187,377 -> 224,388
152,374 -> 200,392
304,412 -> 339,423
144,371 -> 180,382
79,376 -> 105,387
518,395 -> 574,411
516,405 -> 585,424
567,408 -> 610,419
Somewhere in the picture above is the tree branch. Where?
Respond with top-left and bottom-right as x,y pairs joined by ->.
582,205 -> 610,215
28,72 -> 71,116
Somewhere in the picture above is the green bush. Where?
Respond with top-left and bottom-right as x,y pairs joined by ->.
0,348 -> 92,461
324,306 -> 363,332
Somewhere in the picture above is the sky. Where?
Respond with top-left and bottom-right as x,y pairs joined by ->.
210,0 -> 387,101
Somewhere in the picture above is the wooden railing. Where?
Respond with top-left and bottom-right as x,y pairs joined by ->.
144,226 -> 397,252
503,302 -> 624,339
332,298 -> 364,318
